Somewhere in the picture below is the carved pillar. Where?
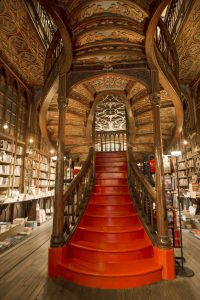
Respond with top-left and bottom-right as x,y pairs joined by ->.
51,72 -> 67,248
150,69 -> 171,248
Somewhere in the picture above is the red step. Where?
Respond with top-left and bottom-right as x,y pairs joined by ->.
96,157 -> 127,163
89,194 -> 132,203
83,213 -> 139,226
76,225 -> 144,242
58,258 -> 162,289
96,172 -> 127,179
96,166 -> 127,172
95,179 -> 127,186
87,203 -> 134,214
69,240 -> 153,263
96,161 -> 127,167
93,186 -> 129,194
96,152 -> 126,157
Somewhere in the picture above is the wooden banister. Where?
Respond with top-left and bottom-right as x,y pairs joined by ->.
44,30 -> 63,81
62,147 -> 95,241
155,19 -> 179,79
127,148 -> 156,237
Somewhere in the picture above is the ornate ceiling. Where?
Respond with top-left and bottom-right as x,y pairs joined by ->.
0,0 -> 45,87
59,0 -> 149,68
176,0 -> 200,84
95,93 -> 126,132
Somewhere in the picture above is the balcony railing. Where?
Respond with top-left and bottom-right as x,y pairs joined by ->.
25,0 -> 56,48
162,0 -> 193,41
95,131 -> 127,152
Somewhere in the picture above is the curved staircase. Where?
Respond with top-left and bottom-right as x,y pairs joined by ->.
53,151 -> 165,289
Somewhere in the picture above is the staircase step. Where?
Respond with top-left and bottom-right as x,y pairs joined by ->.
96,166 -> 127,172
96,152 -> 126,158
96,157 -> 126,163
93,186 -> 129,194
96,161 -> 127,167
83,213 -> 139,226
95,179 -> 127,186
77,225 -> 144,242
96,172 -> 127,179
90,194 -> 132,202
87,203 -> 134,214
58,258 -> 162,289
69,240 -> 153,262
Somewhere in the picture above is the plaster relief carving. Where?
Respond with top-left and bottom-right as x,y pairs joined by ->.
95,93 -> 126,131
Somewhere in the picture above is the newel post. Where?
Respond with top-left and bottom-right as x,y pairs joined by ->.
150,69 -> 171,249
51,72 -> 67,248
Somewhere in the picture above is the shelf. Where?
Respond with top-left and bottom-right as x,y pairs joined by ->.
0,173 -> 10,176
0,148 -> 14,154
0,160 -> 12,164
0,185 -> 9,188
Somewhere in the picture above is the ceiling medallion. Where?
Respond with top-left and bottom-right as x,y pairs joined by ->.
95,93 -> 126,132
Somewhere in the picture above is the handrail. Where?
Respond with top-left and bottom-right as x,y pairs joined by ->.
44,30 -> 63,81
62,147 -> 95,241
128,147 -> 156,237
145,0 -> 184,149
155,19 -> 179,79
25,0 -> 56,48
163,0 -> 192,41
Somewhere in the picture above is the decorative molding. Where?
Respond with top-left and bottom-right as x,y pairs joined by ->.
0,0 -> 45,87
176,0 -> 200,82
95,93 -> 126,131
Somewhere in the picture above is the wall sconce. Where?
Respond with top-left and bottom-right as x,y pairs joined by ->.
3,123 -> 8,130
183,140 -> 188,146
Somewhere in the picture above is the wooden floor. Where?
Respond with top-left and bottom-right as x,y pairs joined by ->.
0,221 -> 199,300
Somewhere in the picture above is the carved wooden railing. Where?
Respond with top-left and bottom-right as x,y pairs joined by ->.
155,19 -> 179,80
62,147 -> 95,241
95,131 -> 127,152
25,0 -> 56,48
163,0 -> 192,41
127,148 -> 156,237
44,30 -> 63,81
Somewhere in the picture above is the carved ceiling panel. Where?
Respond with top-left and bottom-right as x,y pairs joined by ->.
74,44 -> 145,66
176,0 -> 200,83
67,0 -> 148,26
89,74 -> 129,92
73,84 -> 94,101
95,93 -> 126,132
75,28 -> 144,48
0,0 -> 45,87
127,81 -> 146,99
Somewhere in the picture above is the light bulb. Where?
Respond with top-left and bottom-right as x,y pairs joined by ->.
3,123 -> 8,130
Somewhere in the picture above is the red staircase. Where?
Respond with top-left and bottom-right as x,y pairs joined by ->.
54,151 -> 167,289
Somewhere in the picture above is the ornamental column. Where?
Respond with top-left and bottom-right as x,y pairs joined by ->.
150,69 -> 171,248
51,72 -> 67,247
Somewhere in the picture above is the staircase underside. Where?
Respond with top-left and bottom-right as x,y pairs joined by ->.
49,151 -> 175,289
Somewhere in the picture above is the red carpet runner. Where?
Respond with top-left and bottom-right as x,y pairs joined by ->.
56,152 -> 164,288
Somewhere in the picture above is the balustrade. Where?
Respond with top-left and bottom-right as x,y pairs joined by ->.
62,147 -> 95,241
128,148 -> 156,235
25,0 -> 56,47
44,30 -> 63,80
163,0 -> 191,41
95,131 -> 127,152
155,20 -> 179,79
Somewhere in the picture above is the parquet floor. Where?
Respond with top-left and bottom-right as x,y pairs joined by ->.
0,220 -> 199,300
